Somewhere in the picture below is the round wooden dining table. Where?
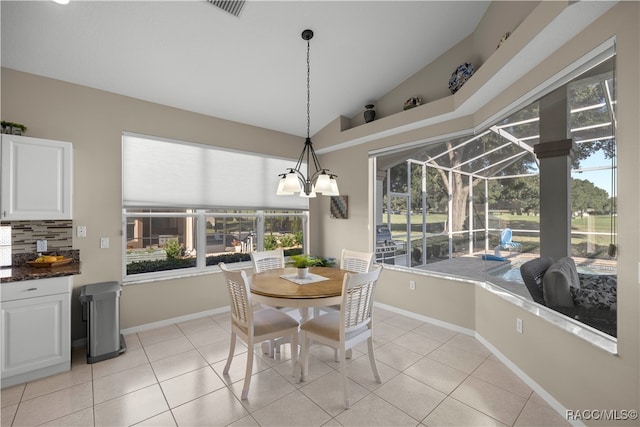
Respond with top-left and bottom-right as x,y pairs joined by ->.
250,266 -> 347,323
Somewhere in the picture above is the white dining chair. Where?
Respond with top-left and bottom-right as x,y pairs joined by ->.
219,262 -> 299,400
250,248 -> 294,357
340,248 -> 375,273
250,248 -> 285,272
316,248 -> 375,317
298,265 -> 383,409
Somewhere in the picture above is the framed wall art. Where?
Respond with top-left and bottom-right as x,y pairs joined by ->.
330,196 -> 348,219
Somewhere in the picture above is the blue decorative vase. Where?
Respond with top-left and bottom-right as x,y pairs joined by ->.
448,63 -> 475,94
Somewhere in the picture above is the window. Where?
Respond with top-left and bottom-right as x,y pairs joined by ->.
122,134 -> 308,281
372,52 -> 617,336
123,209 -> 306,280
374,55 -> 616,272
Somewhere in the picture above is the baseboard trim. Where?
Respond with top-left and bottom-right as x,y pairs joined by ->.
120,306 -> 231,336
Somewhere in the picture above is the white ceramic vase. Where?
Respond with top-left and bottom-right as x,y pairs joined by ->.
297,267 -> 309,279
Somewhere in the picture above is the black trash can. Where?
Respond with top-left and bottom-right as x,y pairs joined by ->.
79,281 -> 126,363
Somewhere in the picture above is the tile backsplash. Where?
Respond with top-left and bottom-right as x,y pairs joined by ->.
5,220 -> 73,254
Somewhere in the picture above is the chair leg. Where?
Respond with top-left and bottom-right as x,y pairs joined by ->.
367,336 -> 381,383
262,341 -> 273,356
241,337 -> 254,400
339,345 -> 351,409
290,330 -> 298,378
334,347 -> 352,362
299,333 -> 309,382
223,332 -> 236,375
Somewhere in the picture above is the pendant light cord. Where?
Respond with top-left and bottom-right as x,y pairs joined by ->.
306,37 -> 311,140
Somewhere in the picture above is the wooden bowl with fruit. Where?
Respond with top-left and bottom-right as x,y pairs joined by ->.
26,255 -> 72,268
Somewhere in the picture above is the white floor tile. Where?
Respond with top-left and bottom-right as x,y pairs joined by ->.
150,348 -> 208,382
334,393 -> 418,426
451,376 -> 528,426
39,407 -> 94,427
93,363 -> 158,404
171,387 -> 249,426
427,342 -> 486,374
5,311 -> 569,427
374,372 -> 446,421
403,357 -> 468,394
12,382 -> 93,426
423,397 -> 508,426
160,366 -> 226,408
251,390 -> 331,426
299,370 -> 369,416
22,364 -> 92,400
94,384 -> 168,427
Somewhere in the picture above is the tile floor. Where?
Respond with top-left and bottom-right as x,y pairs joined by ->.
1,308 -> 571,426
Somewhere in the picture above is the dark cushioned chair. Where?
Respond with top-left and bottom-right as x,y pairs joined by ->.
520,257 -> 617,337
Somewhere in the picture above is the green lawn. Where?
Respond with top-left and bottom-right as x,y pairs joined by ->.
388,212 -> 615,232
386,213 -> 616,258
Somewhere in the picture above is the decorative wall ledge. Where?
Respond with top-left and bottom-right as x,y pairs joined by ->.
314,0 -> 616,155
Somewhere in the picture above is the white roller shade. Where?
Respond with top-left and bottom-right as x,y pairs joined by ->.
123,134 -> 308,210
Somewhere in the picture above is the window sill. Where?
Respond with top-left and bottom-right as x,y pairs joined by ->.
122,261 -> 253,286
380,263 -> 618,355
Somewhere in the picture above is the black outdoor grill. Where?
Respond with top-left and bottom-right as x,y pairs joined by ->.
375,225 -> 397,264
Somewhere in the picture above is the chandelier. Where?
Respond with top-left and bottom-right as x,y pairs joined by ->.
276,29 -> 339,198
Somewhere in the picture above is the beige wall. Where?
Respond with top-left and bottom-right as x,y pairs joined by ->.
348,1 -> 539,128
312,1 -> 640,422
2,0 -> 638,420
0,69 -> 301,338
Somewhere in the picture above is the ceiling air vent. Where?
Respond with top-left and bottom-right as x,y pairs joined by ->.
206,0 -> 245,17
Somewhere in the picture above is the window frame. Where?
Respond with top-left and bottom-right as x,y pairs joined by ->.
122,209 -> 308,284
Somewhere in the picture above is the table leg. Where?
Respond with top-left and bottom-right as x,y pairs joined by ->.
262,341 -> 273,356
298,307 -> 311,324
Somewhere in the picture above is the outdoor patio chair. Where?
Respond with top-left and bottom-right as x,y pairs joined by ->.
219,262 -> 299,399
520,257 -> 617,337
494,228 -> 522,256
298,265 -> 383,409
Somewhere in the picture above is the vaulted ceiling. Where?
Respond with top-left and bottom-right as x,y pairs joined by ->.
1,1 -> 490,137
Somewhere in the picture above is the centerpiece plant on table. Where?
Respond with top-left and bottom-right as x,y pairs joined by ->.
288,254 -> 322,279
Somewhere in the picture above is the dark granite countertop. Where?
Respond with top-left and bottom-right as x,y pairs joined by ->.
1,250 -> 81,283
1,262 -> 81,283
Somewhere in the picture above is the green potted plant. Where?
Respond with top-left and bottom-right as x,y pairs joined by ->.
1,121 -> 27,135
288,254 -> 321,279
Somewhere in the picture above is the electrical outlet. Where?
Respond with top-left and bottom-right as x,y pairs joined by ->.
77,226 -> 87,237
36,240 -> 47,252
100,237 -> 109,249
409,280 -> 416,290
516,318 -> 523,334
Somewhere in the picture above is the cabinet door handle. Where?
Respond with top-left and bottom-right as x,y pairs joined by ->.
26,287 -> 38,291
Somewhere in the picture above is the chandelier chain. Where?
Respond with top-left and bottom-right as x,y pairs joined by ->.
306,39 -> 311,139
276,29 -> 339,197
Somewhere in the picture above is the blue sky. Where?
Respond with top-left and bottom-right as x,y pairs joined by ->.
572,150 -> 615,195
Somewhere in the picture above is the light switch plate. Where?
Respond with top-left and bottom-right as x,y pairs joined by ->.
36,240 -> 47,252
77,226 -> 87,237
100,237 -> 109,249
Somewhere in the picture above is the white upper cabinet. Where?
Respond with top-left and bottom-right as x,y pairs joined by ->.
1,135 -> 73,220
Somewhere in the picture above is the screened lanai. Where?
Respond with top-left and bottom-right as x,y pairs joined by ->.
374,56 -> 617,285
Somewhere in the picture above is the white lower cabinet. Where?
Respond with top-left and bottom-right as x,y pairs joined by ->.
1,276 -> 72,388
